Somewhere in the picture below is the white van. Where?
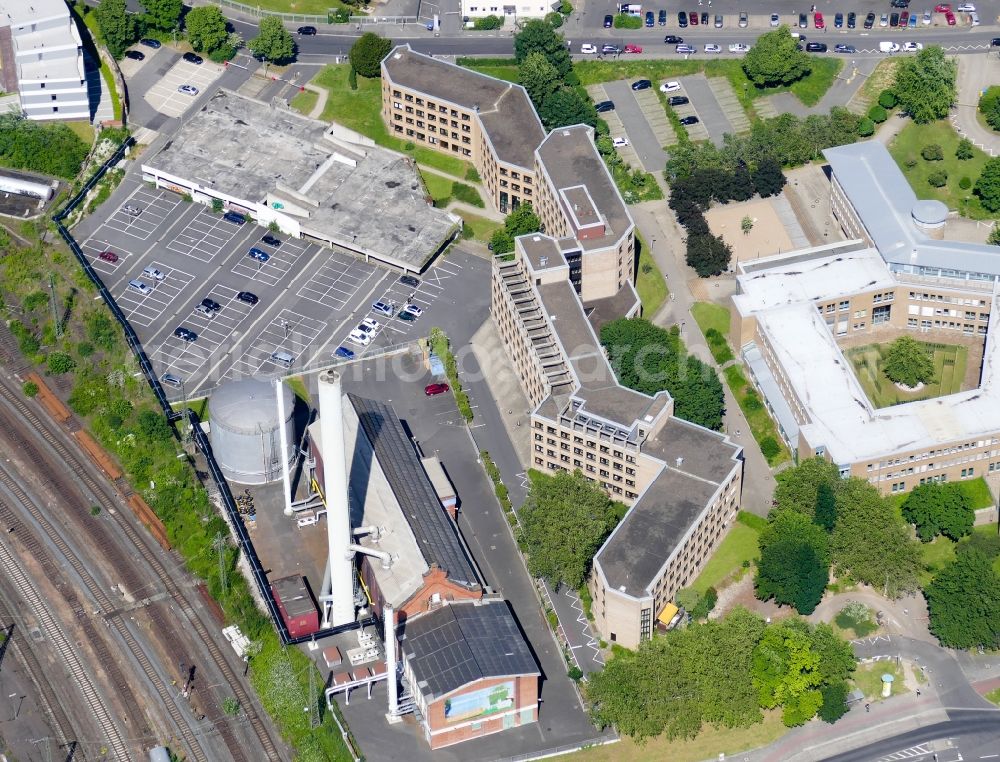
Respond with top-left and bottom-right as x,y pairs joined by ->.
879,41 -> 900,53
270,349 -> 295,368
128,279 -> 153,295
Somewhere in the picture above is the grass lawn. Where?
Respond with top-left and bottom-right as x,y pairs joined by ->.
958,476 -> 994,510
691,302 -> 734,365
457,211 -> 502,243
691,522 -> 760,594
289,88 -> 318,116
235,0 -> 350,13
311,65 -> 474,180
919,536 -> 957,586
986,687 -> 1000,707
889,120 -> 996,220
174,397 -> 209,421
723,365 -> 792,466
635,234 -> 668,317
858,58 -> 900,105
65,121 -> 95,145
845,340 -> 969,408
853,662 -> 909,702
420,170 -> 454,205
565,710 -> 787,762
705,57 -> 843,109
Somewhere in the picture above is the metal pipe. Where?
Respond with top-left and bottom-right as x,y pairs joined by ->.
384,605 -> 398,720
275,379 -> 294,516
349,543 -> 391,570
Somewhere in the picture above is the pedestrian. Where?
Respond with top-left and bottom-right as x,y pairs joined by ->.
865,703 -> 870,713
916,688 -> 921,696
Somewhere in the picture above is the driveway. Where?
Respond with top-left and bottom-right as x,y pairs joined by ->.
678,73 -> 735,147
952,52 -> 1000,157
603,79 -> 669,173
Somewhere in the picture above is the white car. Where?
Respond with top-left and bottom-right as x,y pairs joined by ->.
728,43 -> 749,53
970,11 -> 980,25
359,318 -> 380,334
922,10 -> 932,23
660,80 -> 682,93
704,44 -> 722,53
770,12 -> 781,26
403,303 -> 423,318
957,3 -> 975,11
580,43 -> 597,54
142,266 -> 165,280
879,12 -> 889,26
178,84 -> 199,96
612,136 -> 630,147
348,329 -> 371,347
901,41 -> 924,51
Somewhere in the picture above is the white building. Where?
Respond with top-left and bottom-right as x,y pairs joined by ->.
460,0 -> 557,21
0,0 -> 89,121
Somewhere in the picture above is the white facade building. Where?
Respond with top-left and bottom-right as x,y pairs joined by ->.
0,0 -> 89,121
460,0 -> 556,21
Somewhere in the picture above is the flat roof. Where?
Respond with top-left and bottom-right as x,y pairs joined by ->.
0,0 -> 69,28
382,45 -> 544,169
584,282 -> 640,334
143,90 -> 457,271
402,600 -> 539,701
535,126 -> 633,252
642,418 -> 742,484
349,394 -> 480,590
271,575 -> 316,618
519,234 -> 567,273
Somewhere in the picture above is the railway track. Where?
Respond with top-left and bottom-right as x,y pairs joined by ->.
0,350 -> 281,761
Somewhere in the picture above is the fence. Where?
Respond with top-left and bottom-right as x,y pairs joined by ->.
205,0 -> 337,24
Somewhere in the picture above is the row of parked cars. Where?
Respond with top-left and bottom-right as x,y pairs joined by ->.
604,10 -> 749,27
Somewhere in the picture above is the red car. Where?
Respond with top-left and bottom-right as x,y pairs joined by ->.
624,44 -> 643,53
814,12 -> 825,28
98,251 -> 119,263
933,3 -> 951,11
425,383 -> 450,396
945,10 -> 956,23
689,9 -> 699,24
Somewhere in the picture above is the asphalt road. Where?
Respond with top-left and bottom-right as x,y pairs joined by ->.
604,80 -> 670,170
824,713 -> 1000,762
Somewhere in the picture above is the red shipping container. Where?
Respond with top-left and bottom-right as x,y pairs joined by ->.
271,575 -> 320,638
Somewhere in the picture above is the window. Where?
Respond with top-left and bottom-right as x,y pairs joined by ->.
640,608 -> 652,641
838,300 -> 850,311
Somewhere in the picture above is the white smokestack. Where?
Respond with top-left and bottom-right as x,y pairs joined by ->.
318,370 -> 355,628
276,379 -> 294,517
384,605 -> 399,720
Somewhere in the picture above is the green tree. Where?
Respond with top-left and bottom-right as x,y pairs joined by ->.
489,203 -> 541,253
882,335 -> 935,387
140,0 -> 182,32
831,478 -> 921,597
868,104 -> 888,124
751,157 -> 786,198
755,510 -> 830,614
878,89 -> 898,109
741,27 -> 811,87
893,46 -> 957,124
539,87 -> 597,129
956,138 -> 975,160
518,469 -> 626,588
685,233 -> 732,277
988,224 -> 1000,246
809,622 -> 856,685
0,114 -> 89,180
46,352 -> 76,375
773,458 -> 840,518
184,6 -> 229,54
857,117 -> 875,137
817,682 -> 850,724
901,482 -> 974,542
348,32 -> 392,78
138,410 -> 172,441
95,0 -> 136,58
513,19 -> 572,79
975,157 -> 1000,213
925,550 -> 1000,649
518,52 -> 560,108
814,482 -> 838,532
248,16 -> 295,66
751,623 -> 824,727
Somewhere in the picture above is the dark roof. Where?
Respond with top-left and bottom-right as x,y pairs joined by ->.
271,576 -> 316,617
642,418 -> 742,484
348,394 -> 480,589
584,282 -> 641,333
382,45 -> 544,169
402,600 -> 539,700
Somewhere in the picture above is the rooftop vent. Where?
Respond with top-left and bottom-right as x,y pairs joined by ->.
532,235 -> 541,241
562,130 -> 571,136
539,256 -> 548,267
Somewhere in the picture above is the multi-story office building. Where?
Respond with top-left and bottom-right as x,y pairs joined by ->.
492,237 -> 743,647
732,141 -> 1000,494
0,0 -> 89,121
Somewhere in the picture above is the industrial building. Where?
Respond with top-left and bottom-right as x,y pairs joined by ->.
731,140 -> 1000,494
0,0 -> 90,121
140,89 -> 460,273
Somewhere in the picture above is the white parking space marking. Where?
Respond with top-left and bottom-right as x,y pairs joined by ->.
230,237 -> 310,287
144,59 -> 223,117
224,311 -> 328,379
115,263 -> 193,327
80,239 -> 134,275
99,187 -> 180,240
297,250 -> 380,309
166,209 -> 245,261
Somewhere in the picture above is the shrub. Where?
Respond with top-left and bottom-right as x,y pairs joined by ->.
921,144 -> 944,161
451,182 -> 484,207
928,170 -> 948,188
22,381 -> 38,398
545,11 -> 563,27
560,0 -> 573,13
208,46 -> 235,63
742,389 -> 764,412
9,321 -> 39,355
90,505 -> 101,516
857,118 -> 875,137
613,13 -> 642,28
211,198 -> 224,213
567,666 -> 583,681
138,409 -> 172,441
960,176 -> 972,190
473,14 -> 504,29
904,155 -> 918,169
868,105 -> 888,124
348,65 -> 358,91
46,352 -> 76,375
878,89 -> 897,109
956,138 -> 975,160
760,437 -> 781,460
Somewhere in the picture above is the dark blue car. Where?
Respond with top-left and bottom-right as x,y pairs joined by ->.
335,346 -> 355,360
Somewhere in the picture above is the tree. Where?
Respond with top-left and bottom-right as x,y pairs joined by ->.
489,203 -> 542,253
138,410 -> 173,441
518,469 -> 626,589
751,623 -> 824,727
814,482 -> 837,532
140,0 -> 182,32
95,0 -> 135,58
878,89 -> 898,109
539,87 -> 597,129
975,157 -> 1000,213
868,104 -> 888,124
742,27 -> 812,87
882,336 -> 935,387
741,215 -> 754,235
901,483 -> 974,542
831,478 -> 921,597
348,32 -> 392,78
729,163 -> 755,202
46,352 -> 76,375
518,52 -> 560,108
857,118 -> 875,137
817,682 -> 850,724
893,46 -> 957,124
956,138 -> 975,160
248,16 -> 295,66
184,6 -> 229,54
686,233 -> 732,278
928,170 -> 948,188
513,19 -> 572,79
989,224 -> 1000,246
751,157 -> 786,197
925,550 -> 1000,649
755,510 -> 830,614
774,458 -> 840,518
921,144 -> 943,161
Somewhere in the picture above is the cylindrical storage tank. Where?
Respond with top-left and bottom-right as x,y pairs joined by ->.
209,379 -> 294,485
911,200 -> 948,240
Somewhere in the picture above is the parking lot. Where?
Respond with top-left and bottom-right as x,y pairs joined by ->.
77,177 -> 483,398
143,58 -> 224,117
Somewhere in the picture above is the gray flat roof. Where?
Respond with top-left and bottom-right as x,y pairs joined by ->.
382,46 -> 544,169
535,126 -> 633,252
349,394 -> 480,590
402,600 -> 539,701
519,234 -> 567,273
143,90 -> 457,271
584,282 -> 640,333
642,418 -> 742,484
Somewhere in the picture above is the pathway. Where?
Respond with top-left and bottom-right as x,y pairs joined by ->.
951,51 -> 1000,157
302,82 -> 328,119
807,587 -> 933,643
759,57 -> 878,119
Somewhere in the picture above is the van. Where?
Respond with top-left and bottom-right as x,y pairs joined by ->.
879,41 -> 900,53
128,279 -> 153,295
270,349 -> 295,368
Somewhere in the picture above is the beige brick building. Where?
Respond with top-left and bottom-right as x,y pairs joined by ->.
731,142 -> 1000,496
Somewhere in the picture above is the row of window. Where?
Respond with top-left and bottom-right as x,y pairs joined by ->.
909,291 -> 988,308
391,124 -> 472,156
391,90 -> 470,120
905,317 -> 988,335
892,466 -> 977,492
870,438 -> 994,470
533,458 -> 640,499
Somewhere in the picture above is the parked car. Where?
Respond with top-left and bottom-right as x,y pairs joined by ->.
900,11 -> 910,25
659,10 -> 667,25
814,12 -> 825,27
909,12 -> 918,26
261,234 -> 281,247
645,11 -> 655,26
631,79 -> 652,91
424,383 -> 450,396
924,10 -> 934,24
194,304 -> 215,318
739,10 -> 748,26
660,80 -> 682,93
864,11 -> 876,28
128,280 -> 153,295
125,51 -> 145,61
879,41 -> 901,52
201,298 -> 221,312
161,373 -> 183,388
945,10 -> 956,23
178,84 -> 199,95
297,25 -> 317,34
595,100 -> 615,113
98,251 -> 118,263
624,44 -> 643,53
400,274 -> 420,287
612,136 -> 630,147
933,3 -> 952,10
360,318 -> 380,334
348,329 -> 371,347
677,11 -> 688,27
901,41 -> 924,51
668,95 -> 690,105
236,291 -> 258,305
834,12 -> 843,27
404,303 -> 423,318
247,248 -> 270,262
728,43 -> 749,52
223,211 -> 246,224
806,42 -> 828,52
992,37 -> 1000,45
371,300 -> 394,317
700,11 -> 708,24
679,115 -> 699,125
890,12 -> 900,26
140,38 -> 162,48
182,52 -> 203,64
604,13 -> 613,27
957,2 -> 975,10
580,43 -> 598,53
834,44 -> 857,53
174,326 -> 197,342
334,346 -> 355,360
880,12 -> 889,25
970,11 -> 980,25
798,12 -> 808,27
676,44 -> 696,53
398,310 -> 418,322
601,43 -> 620,54
689,9 -> 699,24
664,34 -> 684,43
770,12 -> 781,26
847,11 -> 857,27
714,14 -> 723,27
704,43 -> 722,53
143,266 -> 165,281
124,204 -> 142,216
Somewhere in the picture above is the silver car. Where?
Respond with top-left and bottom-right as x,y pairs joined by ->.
178,84 -> 199,95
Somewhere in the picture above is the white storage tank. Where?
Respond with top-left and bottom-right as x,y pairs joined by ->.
209,378 -> 295,485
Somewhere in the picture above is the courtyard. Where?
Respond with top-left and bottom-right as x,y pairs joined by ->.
844,340 -> 970,408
